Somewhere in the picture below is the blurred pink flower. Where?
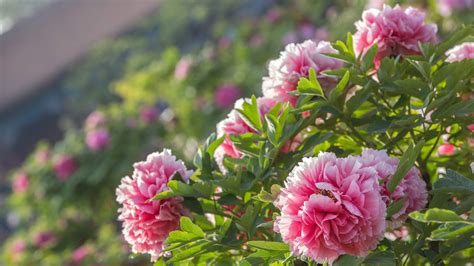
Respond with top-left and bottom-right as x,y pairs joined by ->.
438,143 -> 456,155
360,149 -> 427,225
72,245 -> 90,263
140,106 -> 159,124
86,128 -> 110,152
298,23 -> 316,39
12,173 -> 29,193
11,240 -> 26,253
33,231 -> 56,248
174,56 -> 193,80
274,152 -> 386,264
53,155 -> 78,181
266,8 -> 281,24
437,0 -> 473,16
214,84 -> 242,109
116,149 -> 193,262
35,149 -> 50,165
218,36 -> 232,49
282,31 -> 298,45
263,40 -> 343,106
249,34 -> 263,47
85,111 -> 107,130
446,42 -> 474,62
468,124 -> 474,132
354,5 -> 437,67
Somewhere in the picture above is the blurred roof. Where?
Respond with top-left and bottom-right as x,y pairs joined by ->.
0,0 -> 159,111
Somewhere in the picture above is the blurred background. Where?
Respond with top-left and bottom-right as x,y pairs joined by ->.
0,0 -> 472,264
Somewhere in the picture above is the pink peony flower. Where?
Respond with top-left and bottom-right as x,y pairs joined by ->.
274,152 -> 386,263
86,128 -> 110,152
468,124 -> 474,132
72,245 -> 90,263
116,149 -> 193,261
174,56 -> 192,80
437,0 -> 474,16
359,149 -> 427,224
85,111 -> 107,130
33,231 -> 56,248
140,106 -> 159,124
53,155 -> 78,181
438,143 -> 456,155
12,173 -> 29,193
446,42 -> 474,63
214,84 -> 242,109
263,40 -> 344,106
353,5 -> 437,67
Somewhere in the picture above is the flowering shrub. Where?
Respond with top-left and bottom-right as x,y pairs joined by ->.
114,4 -> 474,265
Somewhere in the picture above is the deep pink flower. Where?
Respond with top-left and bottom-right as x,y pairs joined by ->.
446,42 -> 474,63
33,231 -> 56,248
72,245 -> 90,263
262,40 -> 343,106
437,0 -> 473,16
214,84 -> 242,108
353,5 -> 437,67
468,124 -> 474,132
53,155 -> 78,181
274,152 -> 386,263
86,128 -> 110,152
359,149 -> 428,225
116,149 -> 193,261
438,143 -> 456,155
85,111 -> 107,130
12,173 -> 29,193
140,106 -> 159,124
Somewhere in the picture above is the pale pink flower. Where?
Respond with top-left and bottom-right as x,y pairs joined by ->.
12,173 -> 29,193
446,42 -> 474,63
174,56 -> 192,80
85,111 -> 107,130
298,23 -> 316,40
359,149 -> 428,224
438,143 -> 456,155
263,40 -> 343,106
140,106 -> 159,124
274,152 -> 386,264
33,231 -> 56,248
437,0 -> 474,16
282,32 -> 298,45
116,149 -> 193,261
214,84 -> 242,109
86,128 -> 110,152
53,155 -> 78,181
11,240 -> 26,253
72,245 -> 90,263
353,5 -> 437,67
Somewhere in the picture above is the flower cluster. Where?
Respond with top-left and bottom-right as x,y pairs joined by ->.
116,149 -> 192,261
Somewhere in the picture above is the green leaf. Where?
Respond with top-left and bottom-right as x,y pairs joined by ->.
252,188 -> 274,203
346,82 -> 373,114
180,216 -> 205,237
167,242 -> 213,263
168,180 -> 196,197
386,140 -> 424,193
387,198 -> 407,218
409,208 -> 467,223
246,241 -> 289,251
334,255 -> 363,266
166,231 -> 200,245
435,25 -> 474,57
361,44 -> 378,71
237,96 -> 263,131
431,99 -> 474,119
430,223 -> 474,240
297,68 -> 325,97
329,70 -> 350,107
361,251 -> 396,266
433,169 -> 474,194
